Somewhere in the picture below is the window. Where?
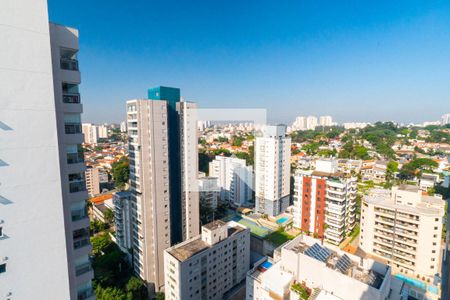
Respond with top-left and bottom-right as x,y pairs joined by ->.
0,263 -> 5,273
0,226 -> 3,237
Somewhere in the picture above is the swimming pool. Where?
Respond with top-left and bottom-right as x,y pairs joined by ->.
395,274 -> 426,290
261,261 -> 273,269
276,216 -> 290,224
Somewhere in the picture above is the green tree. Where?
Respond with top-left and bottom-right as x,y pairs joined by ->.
156,292 -> 165,300
386,161 -> 399,181
232,136 -> 243,147
91,232 -> 113,256
111,157 -> 130,189
104,208 -> 115,225
95,286 -> 127,300
125,277 -> 147,300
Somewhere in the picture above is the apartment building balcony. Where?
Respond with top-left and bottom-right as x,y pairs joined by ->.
67,152 -> 84,165
395,221 -> 419,232
374,222 -> 394,233
61,57 -> 79,71
72,207 -> 89,222
396,213 -> 420,224
375,215 -> 395,226
63,92 -> 81,104
326,193 -> 346,202
69,181 -> 86,193
65,122 -> 82,134
77,287 -> 94,300
394,227 -> 418,238
394,235 -> 417,246
393,242 -> 416,253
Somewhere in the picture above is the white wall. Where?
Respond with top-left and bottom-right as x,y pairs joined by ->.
0,0 -> 71,298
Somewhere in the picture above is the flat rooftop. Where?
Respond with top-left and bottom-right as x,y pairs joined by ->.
168,222 -> 245,262
203,220 -> 227,230
285,237 -> 387,289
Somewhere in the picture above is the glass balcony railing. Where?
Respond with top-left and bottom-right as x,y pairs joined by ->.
69,181 -> 86,193
75,262 -> 92,276
61,57 -> 79,71
72,208 -> 88,221
65,123 -> 82,134
67,152 -> 84,164
74,238 -> 90,250
77,288 -> 93,300
63,93 -> 81,104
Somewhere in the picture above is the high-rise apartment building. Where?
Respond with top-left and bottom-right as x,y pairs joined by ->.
127,87 -> 199,293
291,116 -> 307,131
98,124 -> 108,139
1,1 -> 93,298
209,155 -> 253,207
306,116 -> 318,130
113,191 -> 133,252
82,123 -> 99,144
319,115 -> 333,127
164,220 -> 251,300
178,101 -> 200,241
127,98 -> 172,293
360,185 -> 445,280
441,114 -> 450,125
293,159 -> 357,245
85,166 -> 101,196
255,125 -> 291,216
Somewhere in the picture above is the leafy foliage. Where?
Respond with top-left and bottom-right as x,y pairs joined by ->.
111,156 -> 130,189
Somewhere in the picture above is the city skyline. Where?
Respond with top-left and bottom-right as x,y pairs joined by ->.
48,0 -> 450,124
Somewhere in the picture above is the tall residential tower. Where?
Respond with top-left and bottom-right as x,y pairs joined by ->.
255,125 -> 291,216
1,1 -> 93,299
127,87 -> 199,293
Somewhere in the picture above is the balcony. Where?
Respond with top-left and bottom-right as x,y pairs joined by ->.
72,208 -> 88,222
65,123 -> 82,134
69,181 -> 86,193
76,262 -> 92,276
60,57 -> 79,71
63,93 -> 81,104
77,288 -> 93,300
67,152 -> 84,164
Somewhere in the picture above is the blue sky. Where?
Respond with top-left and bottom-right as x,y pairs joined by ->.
48,0 -> 450,124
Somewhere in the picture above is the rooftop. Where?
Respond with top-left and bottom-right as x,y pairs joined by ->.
167,222 -> 245,262
284,236 -> 387,289
203,220 -> 227,230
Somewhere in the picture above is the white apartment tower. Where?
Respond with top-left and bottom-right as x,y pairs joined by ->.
209,155 -> 253,207
127,99 -> 172,293
164,220 -> 251,300
1,1 -> 93,299
255,125 -> 291,216
81,123 -> 98,144
306,116 -> 318,130
319,115 -> 333,127
293,159 -> 357,245
360,185 -> 445,281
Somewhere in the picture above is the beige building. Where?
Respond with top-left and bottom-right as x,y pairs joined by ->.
360,185 -> 445,281
127,99 -> 172,293
164,220 -> 250,300
82,123 -> 98,144
85,166 -> 100,196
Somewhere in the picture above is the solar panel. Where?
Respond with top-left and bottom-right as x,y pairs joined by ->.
336,254 -> 352,274
305,243 -> 332,262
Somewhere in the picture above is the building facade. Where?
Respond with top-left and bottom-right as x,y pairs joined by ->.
113,191 -> 133,252
127,99 -> 172,293
127,87 -> 199,293
82,123 -> 98,144
164,220 -> 251,300
293,159 -> 357,245
85,166 -> 100,196
360,185 -> 445,281
198,176 -> 220,210
255,125 -> 291,216
1,2 -> 93,298
209,155 -> 253,207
